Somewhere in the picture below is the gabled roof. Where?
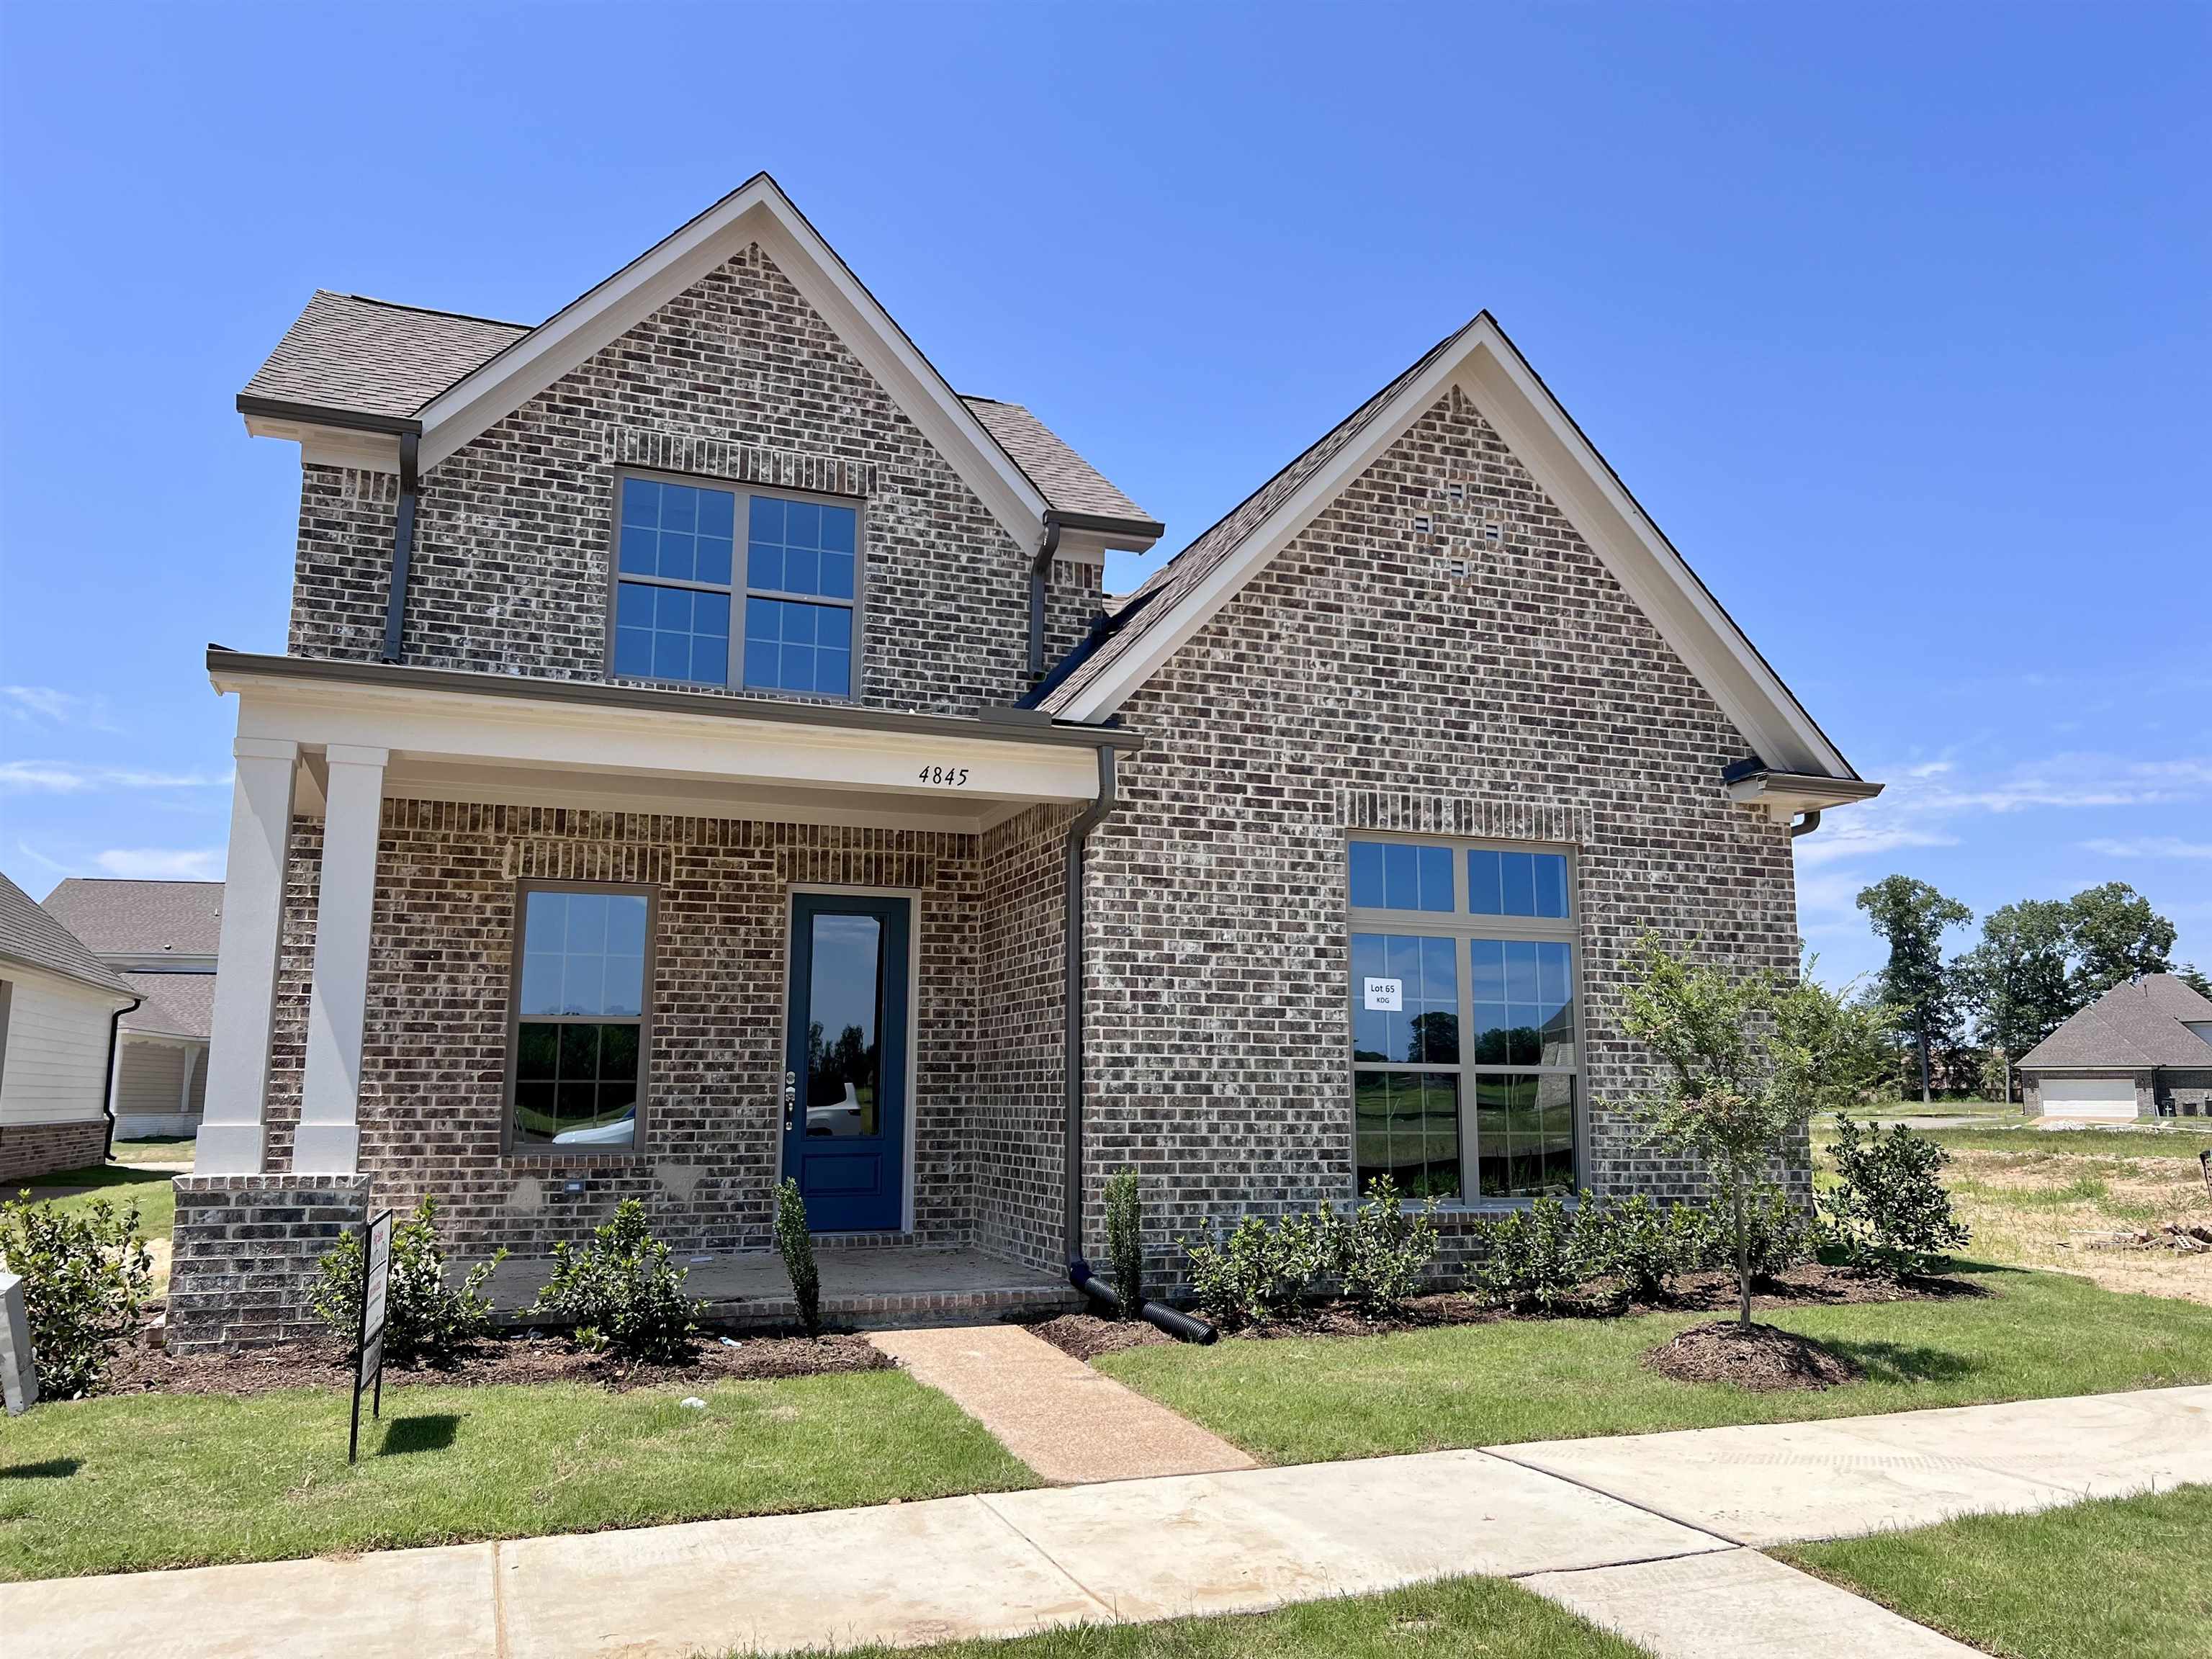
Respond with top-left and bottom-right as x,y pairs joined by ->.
0,871 -> 137,1000
1037,313 -> 1861,783
961,398 -> 1159,530
41,878 -> 223,958
2019,975 -> 2212,1070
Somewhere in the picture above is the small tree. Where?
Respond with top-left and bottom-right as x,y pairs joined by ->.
774,1179 -> 822,1338
1820,1120 -> 1969,1280
1617,935 -> 1891,1328
1103,1168 -> 1143,1320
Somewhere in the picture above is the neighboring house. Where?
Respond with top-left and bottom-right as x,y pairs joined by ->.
2018,975 -> 2212,1120
0,871 -> 140,1183
40,879 -> 223,1139
173,174 -> 1879,1349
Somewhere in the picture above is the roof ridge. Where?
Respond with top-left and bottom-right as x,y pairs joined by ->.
333,291 -> 534,331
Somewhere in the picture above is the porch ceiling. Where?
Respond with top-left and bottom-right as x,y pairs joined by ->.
211,649 -> 1128,835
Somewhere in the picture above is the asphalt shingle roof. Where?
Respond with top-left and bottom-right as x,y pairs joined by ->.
241,291 -> 530,420
1038,318 -> 1478,714
2018,975 -> 2212,1070
0,871 -> 136,999
118,971 -> 216,1040
41,879 -> 223,958
961,398 -> 1156,526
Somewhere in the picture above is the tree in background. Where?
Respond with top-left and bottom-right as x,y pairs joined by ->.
2179,963 -> 2212,1001
1856,875 -> 1974,1103
2066,882 -> 2177,1002
1954,899 -> 2075,1103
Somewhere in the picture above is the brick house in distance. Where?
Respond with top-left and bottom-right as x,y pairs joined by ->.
171,176 -> 1881,1348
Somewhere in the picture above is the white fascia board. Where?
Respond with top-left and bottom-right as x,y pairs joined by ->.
411,177 -> 1051,549
1057,318 -> 1856,782
214,673 -> 1103,807
243,415 -> 402,475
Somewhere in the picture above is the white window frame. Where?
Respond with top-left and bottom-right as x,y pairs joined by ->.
1344,834 -> 1588,1208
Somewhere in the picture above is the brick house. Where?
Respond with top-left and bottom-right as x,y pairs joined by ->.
171,176 -> 1879,1348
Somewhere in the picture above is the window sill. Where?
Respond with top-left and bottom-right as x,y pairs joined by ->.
504,1148 -> 650,1167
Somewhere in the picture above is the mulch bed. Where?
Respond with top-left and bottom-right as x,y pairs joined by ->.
1641,1321 -> 1863,1390
104,1328 -> 889,1398
1024,1264 -> 1977,1361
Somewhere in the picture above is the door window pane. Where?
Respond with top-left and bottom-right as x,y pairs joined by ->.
805,912 -> 883,1138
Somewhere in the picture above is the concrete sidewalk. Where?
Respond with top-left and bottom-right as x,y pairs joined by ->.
8,1385 -> 2207,1659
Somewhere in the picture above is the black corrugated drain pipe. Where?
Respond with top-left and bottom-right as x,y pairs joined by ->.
1060,742 -> 1217,1344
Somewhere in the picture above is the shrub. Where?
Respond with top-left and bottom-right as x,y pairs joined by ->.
1470,1193 -> 1588,1313
1181,1208 -> 1328,1329
774,1178 -> 822,1337
532,1198 -> 701,1362
1675,1189 -> 1813,1280
1820,1118 -> 1970,1279
1104,1168 -> 1143,1319
313,1197 -> 503,1367
1585,1194 -> 1694,1304
0,1190 -> 154,1399
1328,1175 -> 1439,1316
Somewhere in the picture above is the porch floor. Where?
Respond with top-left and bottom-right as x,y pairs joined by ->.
486,1243 -> 1082,1331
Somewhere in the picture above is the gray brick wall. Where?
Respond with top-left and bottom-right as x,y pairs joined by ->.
1079,385 -> 1804,1277
0,1119 -> 108,1185
168,1174 -> 369,1352
287,243 -> 1094,716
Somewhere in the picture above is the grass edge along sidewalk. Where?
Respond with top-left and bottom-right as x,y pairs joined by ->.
1780,1481 -> 2212,1659
1094,1262 -> 2212,1463
0,1366 -> 1036,1582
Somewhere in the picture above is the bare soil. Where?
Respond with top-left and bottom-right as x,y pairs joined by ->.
106,1328 -> 889,1398
1642,1321 -> 1863,1390
1023,1264 -> 1972,1359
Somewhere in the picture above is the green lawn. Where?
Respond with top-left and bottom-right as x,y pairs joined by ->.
1095,1264 -> 2212,1465
1781,1484 -> 2212,1659
109,1136 -> 195,1167
798,1575 -> 1637,1659
10,1160 -> 176,1241
0,1367 -> 1035,1581
1828,1097 -> 2019,1122
1917,1125 -> 2212,1159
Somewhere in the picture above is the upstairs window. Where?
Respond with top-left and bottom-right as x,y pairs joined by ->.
611,472 -> 860,699
1347,837 -> 1580,1204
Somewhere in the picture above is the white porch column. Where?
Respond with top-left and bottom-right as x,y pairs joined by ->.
295,745 -> 388,1175
197,737 -> 300,1175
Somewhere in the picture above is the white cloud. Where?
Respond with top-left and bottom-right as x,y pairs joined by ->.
2,685 -> 120,731
92,848 -> 225,880
0,760 -> 230,794
2081,836 -> 2212,860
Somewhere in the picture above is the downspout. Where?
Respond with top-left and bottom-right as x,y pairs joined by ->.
1058,744 -> 1216,1344
380,430 -> 421,664
1788,809 -> 1822,838
1028,517 -> 1064,680
99,995 -> 143,1161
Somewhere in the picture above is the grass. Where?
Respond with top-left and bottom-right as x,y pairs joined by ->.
1917,1124 -> 2212,1159
0,1367 -> 1036,1582
1780,1483 -> 2212,1659
1829,1097 -> 2018,1122
9,1160 -> 176,1242
109,1136 -> 194,1166
1095,1263 -> 2212,1465
791,1575 -> 1638,1659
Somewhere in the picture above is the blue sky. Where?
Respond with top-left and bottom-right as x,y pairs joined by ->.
1,2 -> 2205,989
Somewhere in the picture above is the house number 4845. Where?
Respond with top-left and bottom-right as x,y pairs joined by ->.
917,765 -> 971,787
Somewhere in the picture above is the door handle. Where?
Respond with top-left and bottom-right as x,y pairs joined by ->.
783,1070 -> 797,1133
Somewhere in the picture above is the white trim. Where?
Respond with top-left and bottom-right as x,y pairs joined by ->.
1058,316 -> 1856,781
411,176 -> 1051,549
776,884 -> 924,1236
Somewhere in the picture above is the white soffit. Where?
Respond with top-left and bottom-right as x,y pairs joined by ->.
412,175 -> 1052,545
1059,318 -> 1855,781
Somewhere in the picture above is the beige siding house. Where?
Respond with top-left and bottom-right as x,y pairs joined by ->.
0,872 -> 140,1182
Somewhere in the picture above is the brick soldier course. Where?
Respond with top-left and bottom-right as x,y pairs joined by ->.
172,174 -> 1875,1348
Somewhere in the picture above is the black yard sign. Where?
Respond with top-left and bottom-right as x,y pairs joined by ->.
348,1209 -> 395,1463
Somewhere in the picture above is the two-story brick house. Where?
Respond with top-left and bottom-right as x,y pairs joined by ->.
171,175 -> 1879,1348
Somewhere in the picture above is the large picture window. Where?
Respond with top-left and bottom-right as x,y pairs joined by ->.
610,472 -> 860,699
509,884 -> 652,1151
1349,838 -> 1579,1202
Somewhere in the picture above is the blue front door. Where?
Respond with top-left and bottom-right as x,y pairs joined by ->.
783,893 -> 909,1233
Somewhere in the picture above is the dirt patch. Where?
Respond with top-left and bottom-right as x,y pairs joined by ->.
1025,1264 -> 1972,1358
104,1328 -> 889,1398
1642,1321 -> 1863,1391
1022,1313 -> 1174,1361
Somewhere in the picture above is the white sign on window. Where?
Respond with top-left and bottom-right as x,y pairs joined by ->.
1363,977 -> 1403,1012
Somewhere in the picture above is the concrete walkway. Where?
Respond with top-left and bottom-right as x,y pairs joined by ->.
868,1325 -> 1256,1483
8,1385 -> 2207,1659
